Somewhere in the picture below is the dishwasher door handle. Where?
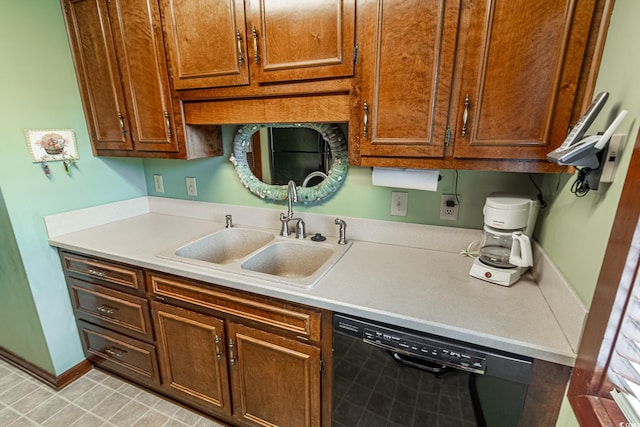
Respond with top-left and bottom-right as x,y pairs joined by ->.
390,351 -> 449,374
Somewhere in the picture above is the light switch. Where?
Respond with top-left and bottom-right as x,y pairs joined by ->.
391,191 -> 408,216
153,174 -> 164,193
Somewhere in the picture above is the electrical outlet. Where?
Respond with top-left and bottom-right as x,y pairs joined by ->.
153,174 -> 164,193
185,177 -> 197,196
440,194 -> 459,220
391,191 -> 408,216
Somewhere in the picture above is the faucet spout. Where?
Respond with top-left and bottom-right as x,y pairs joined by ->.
281,180 -> 299,237
286,180 -> 297,219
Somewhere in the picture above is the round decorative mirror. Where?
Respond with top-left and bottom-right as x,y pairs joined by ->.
230,123 -> 348,203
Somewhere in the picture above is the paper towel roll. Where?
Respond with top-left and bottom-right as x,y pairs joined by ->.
371,168 -> 440,191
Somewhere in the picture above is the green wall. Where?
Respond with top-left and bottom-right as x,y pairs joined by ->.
0,189 -> 52,372
537,0 -> 640,307
541,0 -> 640,425
0,1 -> 147,375
143,126 -> 542,231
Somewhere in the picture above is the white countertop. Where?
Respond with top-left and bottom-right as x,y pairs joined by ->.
45,197 -> 582,366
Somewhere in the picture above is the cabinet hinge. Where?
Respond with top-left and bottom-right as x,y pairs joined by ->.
353,44 -> 359,64
168,67 -> 173,80
445,125 -> 451,147
320,358 -> 324,372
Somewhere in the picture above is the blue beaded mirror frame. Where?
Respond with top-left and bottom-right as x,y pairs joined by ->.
229,123 -> 348,203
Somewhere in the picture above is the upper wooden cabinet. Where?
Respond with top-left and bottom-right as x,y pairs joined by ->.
160,0 -> 249,89
62,0 -> 221,158
246,0 -> 355,84
161,0 -> 356,90
357,0 -> 460,159
451,0 -> 597,162
352,0 -> 606,172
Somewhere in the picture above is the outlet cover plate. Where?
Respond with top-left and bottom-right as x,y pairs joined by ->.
440,194 -> 459,220
185,177 -> 197,196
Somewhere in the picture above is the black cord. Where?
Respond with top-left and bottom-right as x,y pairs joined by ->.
570,168 -> 591,197
454,170 -> 460,204
528,174 -> 547,208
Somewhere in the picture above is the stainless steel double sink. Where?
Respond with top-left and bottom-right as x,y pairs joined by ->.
157,226 -> 352,289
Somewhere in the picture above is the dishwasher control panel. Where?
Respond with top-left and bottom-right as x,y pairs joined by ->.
362,328 -> 487,374
334,313 -> 534,384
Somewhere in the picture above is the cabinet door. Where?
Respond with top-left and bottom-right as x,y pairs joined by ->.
160,0 -> 249,89
452,0 -> 596,160
107,0 -> 177,152
357,0 -> 460,158
246,0 -> 355,84
62,0 -> 132,151
152,302 -> 232,417
228,322 -> 321,427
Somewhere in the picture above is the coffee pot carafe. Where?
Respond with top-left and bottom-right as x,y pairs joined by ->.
470,194 -> 540,286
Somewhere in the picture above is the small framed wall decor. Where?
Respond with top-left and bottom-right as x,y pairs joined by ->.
25,129 -> 79,162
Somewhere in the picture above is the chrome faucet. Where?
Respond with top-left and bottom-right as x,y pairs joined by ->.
280,180 -> 305,238
225,214 -> 233,228
335,218 -> 347,245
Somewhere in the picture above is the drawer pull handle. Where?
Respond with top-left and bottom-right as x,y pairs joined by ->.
215,335 -> 222,361
236,30 -> 245,66
96,305 -> 116,315
461,94 -> 470,137
252,27 -> 260,64
118,112 -> 126,134
229,339 -> 236,366
363,100 -> 369,139
164,111 -> 173,138
105,347 -> 126,359
87,268 -> 107,278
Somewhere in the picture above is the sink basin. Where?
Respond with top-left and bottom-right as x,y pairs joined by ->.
241,241 -> 334,279
174,228 -> 274,265
158,226 -> 352,289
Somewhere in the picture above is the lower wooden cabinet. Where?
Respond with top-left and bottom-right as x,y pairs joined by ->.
61,251 -> 328,427
151,301 -> 322,427
228,322 -> 321,427
152,302 -> 232,416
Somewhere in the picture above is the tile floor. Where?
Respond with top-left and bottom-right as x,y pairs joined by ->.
0,358 -> 227,427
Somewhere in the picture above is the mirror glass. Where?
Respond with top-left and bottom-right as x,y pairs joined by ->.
230,123 -> 348,203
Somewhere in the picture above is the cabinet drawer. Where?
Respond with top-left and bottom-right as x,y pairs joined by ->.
78,320 -> 160,388
69,278 -> 153,342
61,252 -> 144,293
149,273 -> 321,342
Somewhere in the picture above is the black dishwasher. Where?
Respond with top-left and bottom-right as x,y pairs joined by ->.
332,314 -> 533,427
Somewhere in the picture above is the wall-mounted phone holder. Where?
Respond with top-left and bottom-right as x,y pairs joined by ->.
547,91 -> 627,195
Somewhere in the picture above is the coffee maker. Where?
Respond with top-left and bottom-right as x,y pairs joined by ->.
470,194 -> 540,286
